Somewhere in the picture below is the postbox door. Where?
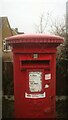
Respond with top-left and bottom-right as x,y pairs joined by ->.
24,68 -> 52,115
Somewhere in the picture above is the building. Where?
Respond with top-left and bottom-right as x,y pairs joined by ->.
0,17 -> 24,95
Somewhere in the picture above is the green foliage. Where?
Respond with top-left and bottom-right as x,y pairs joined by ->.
56,59 -> 68,95
56,99 -> 68,118
2,62 -> 14,95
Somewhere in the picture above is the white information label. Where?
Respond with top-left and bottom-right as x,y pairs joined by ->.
29,72 -> 42,92
25,92 -> 46,98
45,74 -> 51,80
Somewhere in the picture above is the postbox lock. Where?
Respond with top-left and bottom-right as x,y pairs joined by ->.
44,107 -> 51,113
50,96 -> 54,99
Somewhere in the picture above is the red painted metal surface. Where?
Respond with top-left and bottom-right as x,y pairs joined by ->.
6,34 -> 63,44
6,34 -> 64,118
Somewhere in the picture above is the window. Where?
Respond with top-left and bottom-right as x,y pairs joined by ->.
3,40 -> 11,52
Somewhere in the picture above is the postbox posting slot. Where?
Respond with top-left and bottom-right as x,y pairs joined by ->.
20,60 -> 50,70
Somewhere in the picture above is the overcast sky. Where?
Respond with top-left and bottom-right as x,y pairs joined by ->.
0,0 -> 67,33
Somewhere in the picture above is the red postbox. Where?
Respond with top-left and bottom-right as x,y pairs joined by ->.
6,34 -> 63,118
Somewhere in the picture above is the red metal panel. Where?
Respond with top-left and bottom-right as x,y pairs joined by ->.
14,53 -> 56,118
6,34 -> 64,44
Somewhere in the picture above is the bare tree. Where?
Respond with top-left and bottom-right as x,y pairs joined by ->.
50,16 -> 66,38
49,15 -> 68,60
34,12 -> 50,33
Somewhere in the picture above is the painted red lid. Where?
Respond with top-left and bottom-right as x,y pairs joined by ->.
6,34 -> 64,44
